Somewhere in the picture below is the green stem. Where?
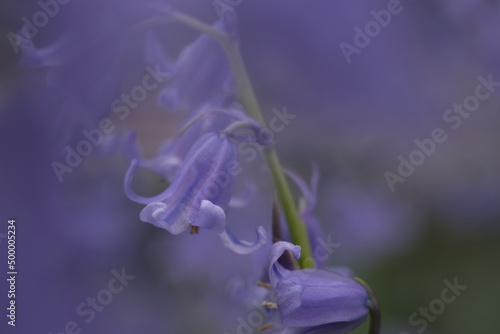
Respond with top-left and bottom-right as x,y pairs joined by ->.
170,10 -> 314,268
355,278 -> 381,334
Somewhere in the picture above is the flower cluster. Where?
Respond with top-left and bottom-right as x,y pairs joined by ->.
126,7 -> 379,334
18,3 -> 379,334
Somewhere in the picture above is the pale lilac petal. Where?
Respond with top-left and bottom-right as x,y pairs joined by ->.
193,200 -> 226,233
285,168 -> 315,206
269,241 -> 301,273
219,226 -> 267,255
124,160 -> 172,204
139,202 -> 189,235
152,20 -> 235,111
182,107 -> 270,146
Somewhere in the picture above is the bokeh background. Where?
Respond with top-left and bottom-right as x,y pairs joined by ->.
1,0 -> 499,333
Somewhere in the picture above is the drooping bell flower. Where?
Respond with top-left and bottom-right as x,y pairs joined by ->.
268,241 -> 370,334
147,16 -> 237,111
125,131 -> 266,254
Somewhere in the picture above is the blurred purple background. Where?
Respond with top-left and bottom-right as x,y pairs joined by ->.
1,0 -> 499,333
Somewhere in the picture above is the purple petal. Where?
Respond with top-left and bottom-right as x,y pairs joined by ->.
153,20 -> 235,111
193,200 -> 226,233
268,242 -> 369,328
285,164 -> 320,213
129,133 -> 241,241
139,202 -> 189,234
269,241 -> 302,270
282,317 -> 367,334
285,169 -> 314,206
279,271 -> 368,326
145,30 -> 174,80
181,106 -> 269,146
219,226 -> 267,254
229,182 -> 256,208
19,36 -> 64,68
285,167 -> 326,267
124,160 -> 172,204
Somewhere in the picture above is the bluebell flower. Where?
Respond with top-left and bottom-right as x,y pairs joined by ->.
125,131 -> 183,183
125,131 -> 266,254
147,18 -> 237,111
267,241 -> 369,334
125,103 -> 266,182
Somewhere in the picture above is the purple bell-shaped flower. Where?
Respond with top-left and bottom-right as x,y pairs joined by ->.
268,241 -> 370,334
125,129 -> 266,254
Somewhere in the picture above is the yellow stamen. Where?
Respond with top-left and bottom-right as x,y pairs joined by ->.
258,323 -> 275,331
262,301 -> 278,310
256,281 -> 271,289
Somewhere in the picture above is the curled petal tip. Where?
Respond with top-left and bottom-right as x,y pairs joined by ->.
140,202 -> 188,235
270,241 -> 302,266
124,160 -> 171,204
219,225 -> 267,255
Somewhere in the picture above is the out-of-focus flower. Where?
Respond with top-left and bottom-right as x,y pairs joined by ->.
125,131 -> 183,182
125,131 -> 266,254
18,1 -> 153,144
285,165 -> 328,268
323,177 -> 422,266
148,18 -> 237,111
125,103 -> 267,181
267,241 -> 369,334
